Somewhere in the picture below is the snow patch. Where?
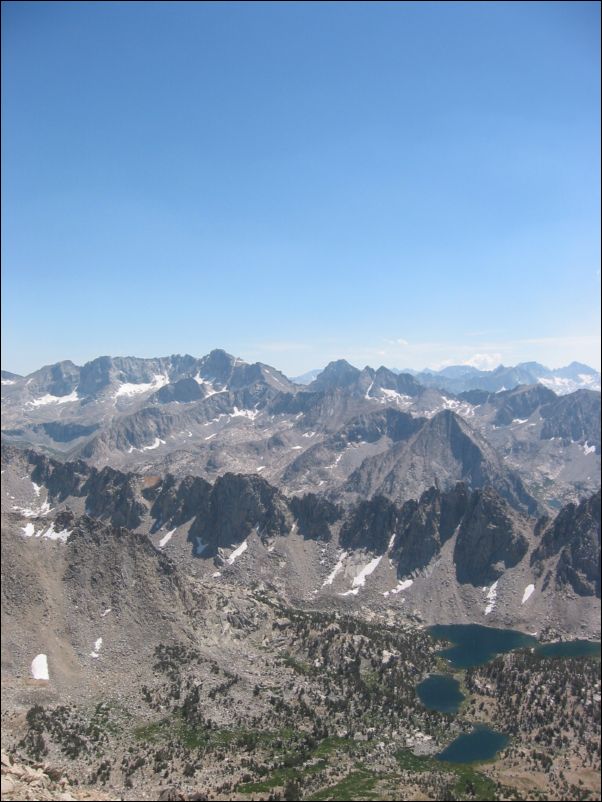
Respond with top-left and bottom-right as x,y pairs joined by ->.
230,406 -> 259,420
203,414 -> 228,426
539,375 -> 601,395
194,538 -> 208,556
582,442 -> 596,455
28,390 -> 79,407
323,551 -> 347,586
484,580 -> 498,615
141,437 -> 166,451
115,374 -> 168,397
226,540 -> 248,565
31,654 -> 49,680
90,638 -> 103,659
39,500 -> 52,515
32,482 -> 41,497
521,584 -> 535,604
380,387 -> 411,403
11,504 -> 43,517
193,373 -> 228,397
21,523 -> 35,537
383,578 -> 413,596
352,555 -> 382,588
100,608 -> 112,617
158,528 -> 176,548
38,523 -> 71,542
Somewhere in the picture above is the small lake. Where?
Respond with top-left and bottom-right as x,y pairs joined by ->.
423,624 -> 600,765
429,623 -> 537,668
436,726 -> 509,764
417,674 -> 464,714
536,640 -> 601,659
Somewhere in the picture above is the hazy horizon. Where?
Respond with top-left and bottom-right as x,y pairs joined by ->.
2,341 -> 600,380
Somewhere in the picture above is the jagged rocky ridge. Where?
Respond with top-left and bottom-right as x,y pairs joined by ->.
531,490 -> 601,597
2,445 -> 599,597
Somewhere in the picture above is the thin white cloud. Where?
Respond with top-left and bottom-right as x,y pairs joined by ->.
463,353 -> 503,370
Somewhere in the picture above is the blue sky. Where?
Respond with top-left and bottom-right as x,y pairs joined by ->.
2,1 -> 600,376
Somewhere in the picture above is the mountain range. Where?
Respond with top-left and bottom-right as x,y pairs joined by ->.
293,359 -> 601,394
1,347 -> 600,801
2,350 -> 599,514
2,348 -> 600,630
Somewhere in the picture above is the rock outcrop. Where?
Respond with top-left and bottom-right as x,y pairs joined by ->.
531,490 -> 601,596
453,487 -> 530,585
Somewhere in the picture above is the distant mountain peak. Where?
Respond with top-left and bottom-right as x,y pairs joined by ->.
309,359 -> 361,390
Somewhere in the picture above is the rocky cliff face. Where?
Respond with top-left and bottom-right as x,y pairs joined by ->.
393,483 -> 469,577
26,360 -> 81,398
28,450 -> 90,501
340,408 -> 424,444
189,473 -> 293,555
80,468 -> 147,530
531,490 -> 601,597
153,377 -> 205,404
340,496 -> 399,554
493,384 -> 557,426
145,474 -> 212,532
540,390 -> 601,453
453,487 -> 531,586
288,493 -> 341,541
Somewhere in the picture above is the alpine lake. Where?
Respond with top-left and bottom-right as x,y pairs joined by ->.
416,624 -> 601,764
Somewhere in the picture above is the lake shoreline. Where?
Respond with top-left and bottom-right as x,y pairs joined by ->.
416,623 -> 601,765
